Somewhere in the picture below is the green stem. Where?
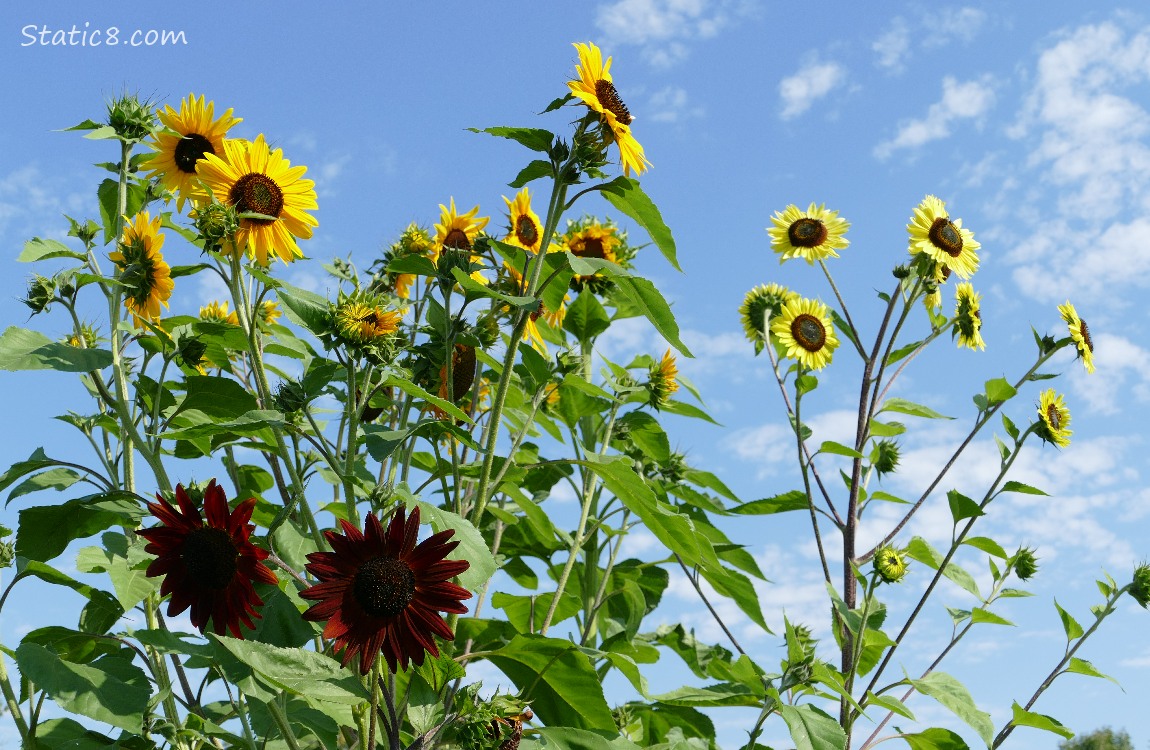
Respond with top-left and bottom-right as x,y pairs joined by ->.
144,593 -> 187,749
267,693 -> 303,750
343,358 -> 363,528
0,651 -> 29,745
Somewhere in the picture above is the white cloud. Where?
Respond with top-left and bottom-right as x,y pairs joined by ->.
778,58 -> 847,120
874,17 -> 911,71
1059,333 -> 1150,416
923,7 -> 987,48
874,75 -> 995,158
647,86 -> 704,123
595,0 -> 747,67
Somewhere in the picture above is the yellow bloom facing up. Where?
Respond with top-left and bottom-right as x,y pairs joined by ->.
199,300 -> 239,325
739,283 -> 800,350
334,300 -> 402,347
953,282 -> 985,351
907,195 -> 980,279
144,94 -> 241,211
771,297 -> 840,371
767,203 -> 850,264
109,212 -> 174,325
1036,389 -> 1072,448
196,134 -> 319,265
1058,301 -> 1095,374
504,188 -> 544,254
568,42 -> 651,177
434,198 -> 489,261
648,349 -> 680,408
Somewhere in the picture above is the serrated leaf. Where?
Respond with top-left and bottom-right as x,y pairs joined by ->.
0,326 -> 113,372
411,500 -> 495,591
19,237 -> 87,262
984,377 -> 1017,405
900,727 -> 971,750
1009,702 -> 1073,739
16,643 -> 148,732
905,537 -> 981,599
1000,481 -> 1048,496
730,490 -> 808,515
598,176 -> 680,271
779,703 -> 847,750
1065,657 -> 1120,685
880,398 -> 953,420
510,159 -> 554,188
1054,599 -> 1084,640
962,536 -> 1008,559
865,691 -> 915,721
818,440 -> 863,459
970,607 -> 1014,626
908,672 -> 993,747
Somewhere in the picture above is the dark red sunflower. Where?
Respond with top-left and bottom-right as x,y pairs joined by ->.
301,506 -> 471,674
140,480 -> 278,638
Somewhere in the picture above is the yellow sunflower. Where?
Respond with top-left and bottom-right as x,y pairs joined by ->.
907,195 -> 980,279
109,211 -> 174,325
1057,301 -> 1095,374
771,297 -> 840,371
334,299 -> 402,347
568,42 -> 651,177
953,282 -> 985,351
648,349 -> 680,408
565,221 -> 622,290
767,203 -> 850,264
259,300 -> 283,325
144,94 -> 241,211
199,300 -> 239,325
433,198 -> 490,283
504,188 -> 544,253
739,283 -> 799,349
196,134 -> 319,266
1036,389 -> 1072,448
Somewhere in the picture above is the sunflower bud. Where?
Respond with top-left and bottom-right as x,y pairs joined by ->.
273,380 -> 309,414
892,264 -> 912,280
1130,564 -> 1150,609
63,323 -> 100,350
874,545 -> 909,584
436,248 -> 472,288
174,331 -> 209,372
1011,546 -> 1039,581
105,92 -> 155,142
67,216 -> 101,248
0,524 -> 13,569
21,275 -> 56,314
646,350 -> 680,409
872,439 -> 901,476
194,201 -> 239,249
476,311 -> 501,347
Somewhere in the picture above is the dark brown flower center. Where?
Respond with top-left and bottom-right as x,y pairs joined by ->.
1046,404 -> 1062,431
174,133 -> 215,174
573,237 -> 605,259
181,527 -> 239,590
788,218 -> 828,249
791,313 -> 826,352
595,79 -> 633,125
515,215 -> 539,247
1079,320 -> 1094,353
354,556 -> 416,618
443,228 -> 471,251
230,173 -> 284,226
928,217 -> 963,257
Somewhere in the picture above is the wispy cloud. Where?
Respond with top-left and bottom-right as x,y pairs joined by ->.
778,57 -> 847,120
923,7 -> 988,48
873,17 -> 911,71
646,85 -> 704,123
595,0 -> 750,67
874,75 -> 995,158
873,8 -> 987,72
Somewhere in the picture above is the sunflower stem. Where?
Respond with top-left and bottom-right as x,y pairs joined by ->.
366,659 -> 382,750
0,651 -> 29,745
343,358 -> 363,529
143,592 -> 188,749
267,692 -> 303,750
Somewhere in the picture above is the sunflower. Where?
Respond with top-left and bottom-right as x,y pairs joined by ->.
504,188 -> 544,254
139,480 -> 278,638
1036,388 -> 1072,448
767,203 -> 850,264
196,134 -> 319,265
648,349 -> 680,408
1057,301 -> 1095,374
739,283 -> 799,351
109,211 -> 174,325
568,42 -> 651,177
907,195 -> 980,279
771,297 -> 841,371
259,300 -> 283,325
300,506 -> 472,673
334,296 -> 402,348
387,223 -> 436,299
433,199 -> 489,262
144,94 -> 242,211
874,546 -> 909,584
199,300 -> 239,325
953,282 -> 985,351
565,222 -> 622,291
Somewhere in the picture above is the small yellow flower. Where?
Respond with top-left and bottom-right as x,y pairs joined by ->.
771,297 -> 840,371
767,203 -> 850,264
907,195 -> 980,279
334,299 -> 402,347
109,212 -> 174,325
568,42 -> 651,176
1036,389 -> 1072,448
1057,301 -> 1095,374
953,282 -> 985,351
648,349 -> 680,408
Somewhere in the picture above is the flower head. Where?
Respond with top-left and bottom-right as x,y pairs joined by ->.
565,220 -> 624,293
503,188 -> 544,254
1036,388 -> 1072,448
434,199 -> 489,260
874,546 -> 909,584
334,293 -> 402,348
434,345 -> 478,418
1058,301 -> 1095,374
301,506 -> 472,673
196,134 -> 319,265
767,203 -> 850,264
1130,564 -> 1150,608
953,282 -> 985,351
648,349 -> 680,408
259,300 -> 283,325
907,195 -> 980,279
109,211 -> 174,325
740,283 -> 799,353
568,42 -> 651,176
771,297 -> 840,371
145,94 -> 242,211
1012,547 -> 1040,581
139,480 -> 278,637
199,300 -> 239,325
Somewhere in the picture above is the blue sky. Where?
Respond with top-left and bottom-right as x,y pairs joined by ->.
2,1 -> 1149,748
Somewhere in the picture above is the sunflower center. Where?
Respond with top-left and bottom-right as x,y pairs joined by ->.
788,218 -> 828,249
174,133 -> 215,174
515,215 -> 539,247
181,527 -> 239,590
1046,404 -> 1062,431
443,228 -> 472,251
595,79 -> 633,125
230,173 -> 284,226
1079,320 -> 1094,352
791,313 -> 827,352
574,237 -> 606,259
928,217 -> 963,257
353,556 -> 416,618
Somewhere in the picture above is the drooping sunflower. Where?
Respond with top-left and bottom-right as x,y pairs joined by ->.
648,349 -> 680,408
568,42 -> 651,177
300,506 -> 472,673
139,480 -> 278,638
739,283 -> 799,351
1057,301 -> 1095,374
767,203 -> 850,264
199,300 -> 239,325
503,188 -> 544,254
1036,388 -> 1072,448
907,195 -> 980,279
109,211 -> 174,325
145,94 -> 242,211
953,282 -> 985,351
196,134 -> 319,265
771,297 -> 841,371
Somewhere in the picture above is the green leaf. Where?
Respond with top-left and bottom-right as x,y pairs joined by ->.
779,703 -> 847,750
962,537 -> 1008,559
14,557 -> 101,600
651,683 -> 761,707
598,176 -> 680,271
900,727 -> 971,750
161,410 -> 284,442
1001,413 -> 1019,440
646,623 -> 733,680
617,411 -> 671,464
947,490 -> 984,525
467,126 -> 555,153
905,537 -> 980,599
818,440 -> 863,459
275,282 -> 331,337
1054,600 -> 1084,640
564,289 -> 612,342
19,237 -> 86,262
865,691 -> 915,721
16,499 -> 129,562
487,634 -> 615,731
0,326 -> 113,372
984,377 -> 1017,406
510,159 -> 554,188
520,727 -> 642,750
656,399 -> 719,424
907,672 -> 993,747
492,590 -> 581,634
27,717 -> 117,750
383,373 -> 472,423
209,635 -> 370,706
1065,657 -> 1120,685
699,564 -> 768,631
1000,481 -> 1048,496
75,534 -> 157,611
970,607 -> 1014,626
1009,701 -> 1073,739
97,177 -> 147,244
730,490 -> 808,515
879,398 -> 953,420
7,466 -> 82,503
15,643 -> 149,732
411,500 -> 496,591
613,275 -> 691,356
386,254 -> 438,276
